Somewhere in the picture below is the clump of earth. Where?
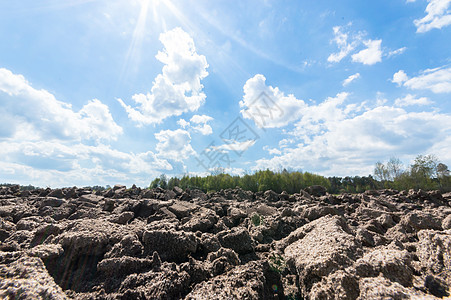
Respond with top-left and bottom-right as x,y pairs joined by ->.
1,184 -> 450,299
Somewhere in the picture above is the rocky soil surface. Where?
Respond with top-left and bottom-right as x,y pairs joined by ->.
0,184 -> 450,299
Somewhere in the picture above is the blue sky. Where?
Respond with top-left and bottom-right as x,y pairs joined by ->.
1,0 -> 450,187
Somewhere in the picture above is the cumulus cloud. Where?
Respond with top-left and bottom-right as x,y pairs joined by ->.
209,139 -> 257,153
118,27 -> 209,125
0,67 -> 182,187
392,70 -> 409,86
413,0 -> 451,33
155,129 -> 196,162
0,140 -> 171,187
351,39 -> 382,65
0,68 -> 122,141
240,74 -> 354,131
392,66 -> 451,93
189,114 -> 213,135
263,145 -> 282,155
254,105 -> 451,177
245,79 -> 450,177
240,74 -> 306,128
394,94 -> 432,107
328,26 -> 386,65
327,26 -> 358,63
177,118 -> 191,128
279,138 -> 295,148
177,114 -> 213,135
190,114 -> 213,124
291,92 -> 352,142
343,73 -> 361,86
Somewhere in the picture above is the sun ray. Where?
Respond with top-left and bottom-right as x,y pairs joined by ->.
119,0 -> 199,83
156,1 -> 251,89
119,0 -> 151,82
195,5 -> 305,74
158,0 -> 193,30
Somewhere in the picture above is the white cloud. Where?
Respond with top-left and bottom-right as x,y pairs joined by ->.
177,118 -> 190,128
0,67 -> 181,187
240,74 -> 353,131
291,92 -> 351,142
327,26 -> 385,65
190,114 -> 213,135
388,47 -> 407,57
190,114 -> 213,124
392,70 -> 409,86
263,145 -> 282,155
245,79 -> 451,177
220,167 -> 246,176
394,94 -> 432,107
414,0 -> 451,33
185,167 -> 246,178
254,105 -> 451,177
428,135 -> 451,162
0,68 -> 123,141
351,39 -> 382,65
343,73 -> 361,86
193,125 -> 213,136
279,138 -> 295,148
327,26 -> 358,63
0,140 -> 170,187
240,74 -> 306,128
78,99 -> 124,140
155,129 -> 196,161
210,139 -> 257,153
177,114 -> 213,135
118,27 -> 209,125
393,66 -> 451,93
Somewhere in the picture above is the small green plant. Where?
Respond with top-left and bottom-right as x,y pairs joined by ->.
251,213 -> 263,226
268,253 -> 286,273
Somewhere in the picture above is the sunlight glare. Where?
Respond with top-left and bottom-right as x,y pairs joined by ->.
120,0 -> 191,81
120,0 -> 150,81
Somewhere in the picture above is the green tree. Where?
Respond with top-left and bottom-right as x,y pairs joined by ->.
150,177 -> 160,189
239,174 -> 258,192
167,177 -> 180,189
387,157 -> 403,181
328,176 -> 342,194
410,155 -> 438,189
374,161 -> 389,182
150,174 -> 168,189
436,163 -> 450,191
159,174 -> 168,189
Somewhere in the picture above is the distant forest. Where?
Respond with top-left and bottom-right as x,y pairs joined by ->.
149,154 -> 451,194
3,155 -> 450,194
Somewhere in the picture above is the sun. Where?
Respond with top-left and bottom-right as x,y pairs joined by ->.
120,0 -> 192,81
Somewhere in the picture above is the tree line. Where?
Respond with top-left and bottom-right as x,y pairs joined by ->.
373,155 -> 450,191
150,154 -> 451,194
151,170 -> 331,194
150,170 -> 382,194
3,154 -> 449,194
